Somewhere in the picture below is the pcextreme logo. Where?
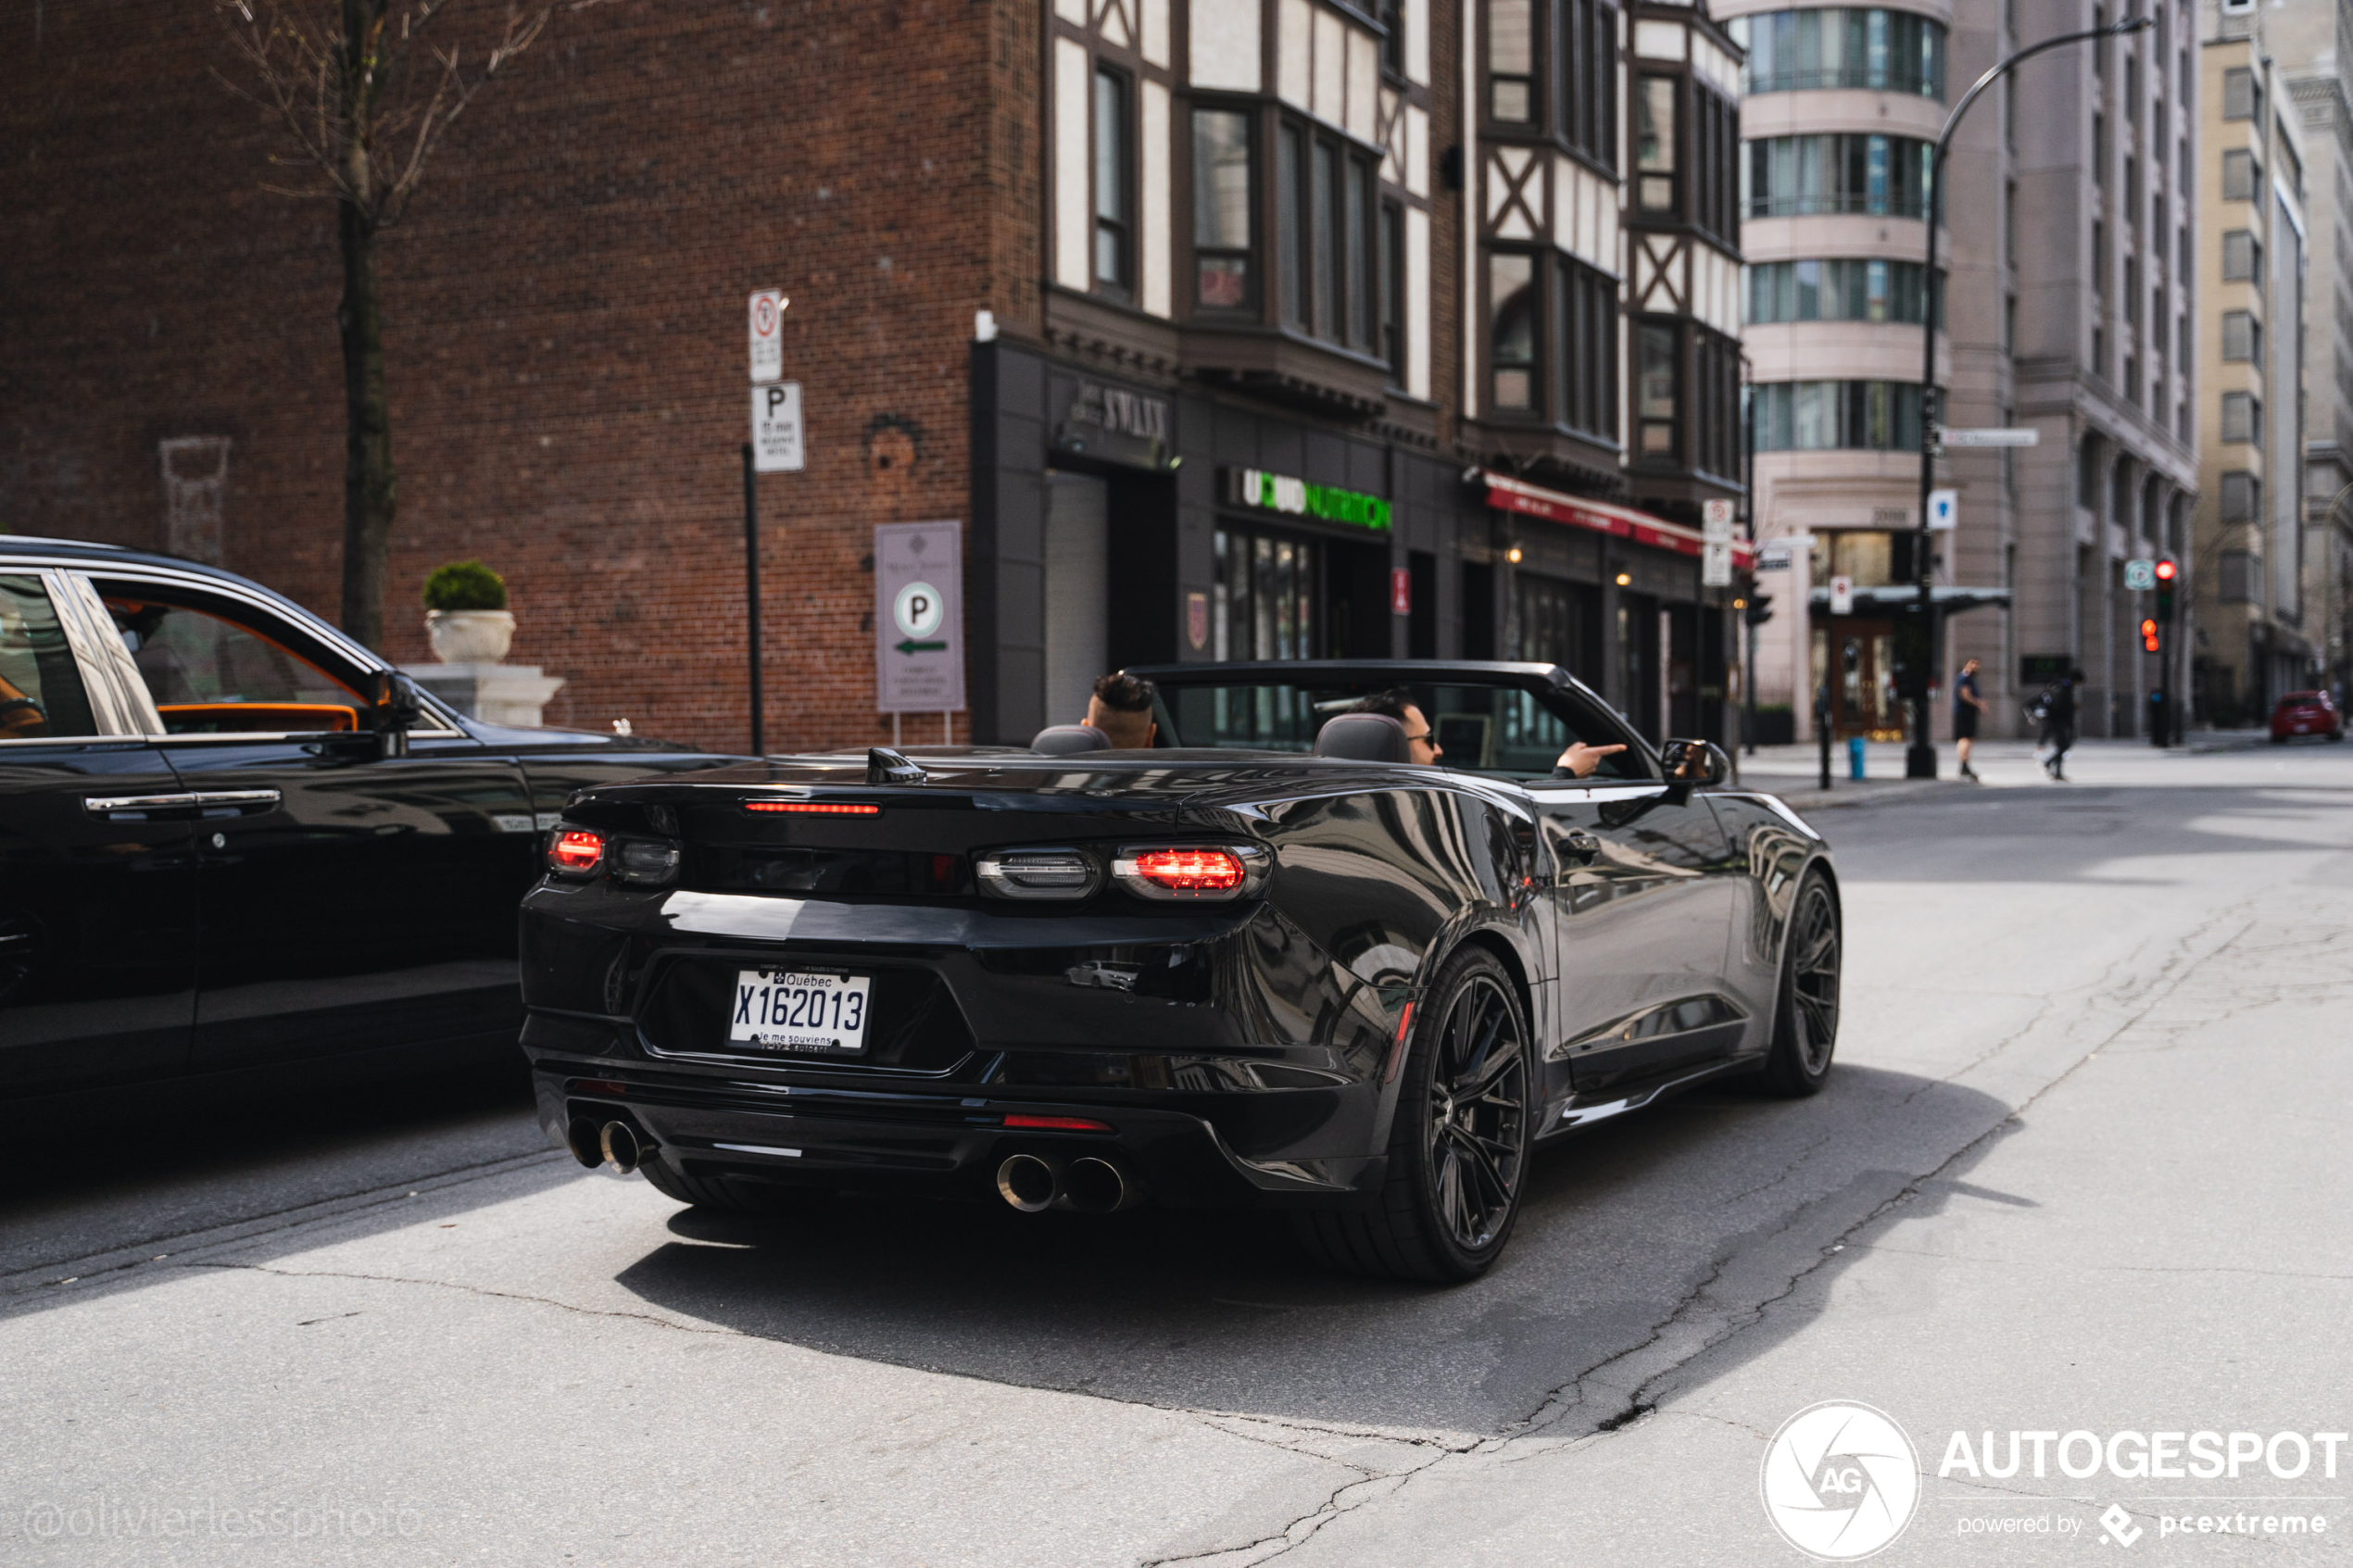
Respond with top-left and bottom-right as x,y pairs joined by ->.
1761,1401 -> 1923,1561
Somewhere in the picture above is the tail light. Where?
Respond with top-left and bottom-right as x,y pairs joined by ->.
611,839 -> 681,885
1001,1113 -> 1113,1132
1111,844 -> 1270,901
975,847 -> 1101,900
547,828 -> 605,875
745,799 -> 881,815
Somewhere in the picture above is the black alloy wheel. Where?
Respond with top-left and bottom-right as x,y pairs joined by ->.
1757,869 -> 1841,1097
1293,946 -> 1532,1283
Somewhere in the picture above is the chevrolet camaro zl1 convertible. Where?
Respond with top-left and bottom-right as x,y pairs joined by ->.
520,660 -> 1841,1281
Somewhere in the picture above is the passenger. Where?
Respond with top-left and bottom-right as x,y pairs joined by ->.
1351,689 -> 1626,777
1084,671 -> 1159,749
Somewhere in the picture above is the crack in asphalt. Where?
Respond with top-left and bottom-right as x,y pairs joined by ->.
1852,1245 -> 2353,1283
190,1261 -> 741,1338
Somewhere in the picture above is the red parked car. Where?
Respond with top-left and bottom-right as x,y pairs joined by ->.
2271,691 -> 2347,744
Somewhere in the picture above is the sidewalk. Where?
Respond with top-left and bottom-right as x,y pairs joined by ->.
1726,729 -> 2281,811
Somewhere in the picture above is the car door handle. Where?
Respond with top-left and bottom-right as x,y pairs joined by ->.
189,789 -> 283,813
1559,831 -> 1603,866
84,792 -> 199,816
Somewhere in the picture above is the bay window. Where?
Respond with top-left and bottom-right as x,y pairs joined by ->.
1192,108 -> 1254,311
1094,68 -> 1132,296
1485,247 -> 1617,441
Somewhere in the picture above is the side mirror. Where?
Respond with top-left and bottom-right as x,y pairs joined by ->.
360,671 -> 424,759
1660,738 -> 1730,788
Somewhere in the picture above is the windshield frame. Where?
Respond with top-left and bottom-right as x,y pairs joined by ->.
1132,661 -> 1663,784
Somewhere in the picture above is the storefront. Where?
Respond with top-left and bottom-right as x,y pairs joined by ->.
969,342 -> 1746,749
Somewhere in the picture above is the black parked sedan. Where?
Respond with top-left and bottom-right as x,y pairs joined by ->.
523,660 -> 1841,1281
0,536 -> 730,1099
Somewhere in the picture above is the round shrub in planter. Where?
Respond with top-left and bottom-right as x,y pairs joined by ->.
422,559 -> 515,664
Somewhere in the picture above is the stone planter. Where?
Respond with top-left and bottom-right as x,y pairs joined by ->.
426,608 -> 515,664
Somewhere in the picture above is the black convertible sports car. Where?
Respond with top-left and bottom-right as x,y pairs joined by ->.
522,660 -> 1841,1281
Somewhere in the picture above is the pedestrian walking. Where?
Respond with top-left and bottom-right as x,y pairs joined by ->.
1953,657 -> 1988,781
2028,669 -> 2081,781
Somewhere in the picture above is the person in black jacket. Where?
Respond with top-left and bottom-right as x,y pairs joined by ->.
2038,669 -> 2082,780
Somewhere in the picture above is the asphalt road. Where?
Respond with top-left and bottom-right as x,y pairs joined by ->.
3,738 -> 2347,1566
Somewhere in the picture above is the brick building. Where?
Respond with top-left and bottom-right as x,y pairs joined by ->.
3,0 -> 1751,753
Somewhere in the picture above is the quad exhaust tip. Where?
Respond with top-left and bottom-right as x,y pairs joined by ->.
599,1120 -> 647,1175
995,1151 -> 1143,1214
996,1152 -> 1062,1212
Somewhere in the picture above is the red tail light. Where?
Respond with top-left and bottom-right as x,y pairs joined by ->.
745,800 -> 882,815
547,828 -> 605,874
1002,1113 -> 1114,1132
1123,848 -> 1244,892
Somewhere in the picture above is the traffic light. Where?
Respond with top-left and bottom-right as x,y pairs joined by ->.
2154,557 -> 2177,621
1744,593 -> 1775,627
2141,617 -> 2161,654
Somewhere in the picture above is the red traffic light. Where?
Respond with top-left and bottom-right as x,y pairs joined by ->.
2154,558 -> 2178,582
2140,618 -> 2161,653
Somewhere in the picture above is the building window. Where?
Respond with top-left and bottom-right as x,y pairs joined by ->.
2277,124 -> 2303,197
1380,0 -> 1405,75
1743,134 -> 1932,219
1559,0 -> 1619,168
2218,550 -> 2256,604
2219,470 -> 2259,524
2078,435 -> 2103,508
1731,7 -> 1946,98
2221,66 -> 2259,122
1556,256 -> 1618,440
2221,231 -> 2260,284
1490,0 -> 1535,123
1692,327 -> 1740,480
1192,109 -> 1254,311
2221,310 -> 2261,364
1753,381 -> 1928,451
1275,120 -> 1378,350
1093,68 -> 1131,296
1636,75 -> 1679,210
1636,320 -> 1679,458
1491,252 -> 1538,409
1689,82 -> 1738,241
2221,148 -> 2259,202
1745,258 -> 1939,324
2221,392 -> 2261,444
1379,201 -> 1404,384
1213,528 -> 1322,665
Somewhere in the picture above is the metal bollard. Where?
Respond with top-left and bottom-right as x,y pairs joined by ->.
1847,735 -> 1867,781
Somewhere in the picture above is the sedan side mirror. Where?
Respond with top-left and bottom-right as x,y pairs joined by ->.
360,671 -> 424,759
1659,738 -> 1730,788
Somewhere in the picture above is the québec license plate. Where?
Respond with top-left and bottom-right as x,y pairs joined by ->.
728,969 -> 873,1056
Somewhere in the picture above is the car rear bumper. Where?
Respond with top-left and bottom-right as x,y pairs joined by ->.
528,1059 -> 1386,1210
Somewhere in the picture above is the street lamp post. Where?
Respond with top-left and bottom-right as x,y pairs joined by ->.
1908,14 -> 2154,779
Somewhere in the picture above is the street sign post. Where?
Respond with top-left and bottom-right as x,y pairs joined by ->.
1702,498 -> 1735,537
749,289 -> 786,383
875,521 -> 966,715
751,383 -> 806,473
1830,575 -> 1855,616
1702,544 -> 1733,587
1927,489 -> 1957,532
2123,558 -> 2158,591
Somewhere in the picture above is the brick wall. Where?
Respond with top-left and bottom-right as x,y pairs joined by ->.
1,0 -> 1001,752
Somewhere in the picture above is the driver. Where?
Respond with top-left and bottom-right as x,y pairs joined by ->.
1351,689 -> 1626,778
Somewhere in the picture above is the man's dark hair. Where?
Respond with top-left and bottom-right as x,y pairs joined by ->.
1352,688 -> 1417,723
1091,671 -> 1158,714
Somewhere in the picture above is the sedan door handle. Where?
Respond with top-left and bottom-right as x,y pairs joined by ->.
189,789 -> 283,812
83,792 -> 198,817
1559,831 -> 1603,866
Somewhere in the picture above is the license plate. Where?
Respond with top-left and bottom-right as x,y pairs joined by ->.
728,969 -> 872,1056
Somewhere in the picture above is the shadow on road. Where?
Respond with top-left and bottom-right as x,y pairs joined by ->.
607,1064 -> 2016,1436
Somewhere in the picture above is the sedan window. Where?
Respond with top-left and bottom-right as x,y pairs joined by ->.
0,574 -> 100,740
106,596 -> 364,734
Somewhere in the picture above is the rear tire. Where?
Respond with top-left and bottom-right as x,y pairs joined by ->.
1755,870 -> 1841,1098
1293,946 -> 1532,1284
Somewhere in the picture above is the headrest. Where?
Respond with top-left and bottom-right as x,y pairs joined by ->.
1031,723 -> 1113,755
1314,711 -> 1410,762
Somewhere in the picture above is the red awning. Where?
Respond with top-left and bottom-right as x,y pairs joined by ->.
1469,470 -> 1755,569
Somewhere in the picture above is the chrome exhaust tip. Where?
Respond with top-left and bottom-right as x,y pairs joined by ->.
599,1120 -> 646,1175
995,1152 -> 1062,1212
565,1115 -> 604,1169
1062,1154 -> 1140,1215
